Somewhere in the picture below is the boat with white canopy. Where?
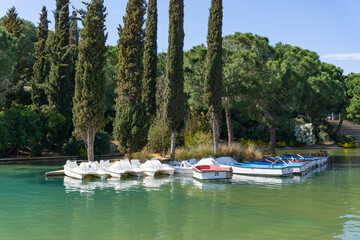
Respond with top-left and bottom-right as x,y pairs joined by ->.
64,160 -> 110,180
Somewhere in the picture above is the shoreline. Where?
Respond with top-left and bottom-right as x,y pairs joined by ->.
0,144 -> 348,163
0,152 -> 125,163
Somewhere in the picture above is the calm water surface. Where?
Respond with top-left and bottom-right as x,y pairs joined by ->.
1,149 -> 360,240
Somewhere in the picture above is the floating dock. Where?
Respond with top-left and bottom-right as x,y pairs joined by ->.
45,170 -> 65,176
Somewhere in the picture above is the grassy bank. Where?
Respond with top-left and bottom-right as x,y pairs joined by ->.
132,143 -> 264,161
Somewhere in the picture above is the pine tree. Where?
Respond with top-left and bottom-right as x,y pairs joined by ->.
164,0 -> 184,161
31,6 -> 49,110
142,0 -> 157,117
2,7 -> 22,38
72,0 -> 107,162
47,0 -> 72,153
204,0 -> 223,154
2,7 -> 33,107
113,0 -> 147,160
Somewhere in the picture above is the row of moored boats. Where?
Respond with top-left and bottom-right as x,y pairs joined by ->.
63,152 -> 329,180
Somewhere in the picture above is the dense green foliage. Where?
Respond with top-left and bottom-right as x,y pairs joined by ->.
345,73 -> 360,123
104,46 -> 118,133
147,114 -> 171,154
2,7 -> 22,38
69,10 -> 79,97
72,0 -> 107,162
47,0 -> 72,152
165,0 -> 184,160
31,6 -> 49,110
113,0 -> 148,159
204,0 -> 223,153
142,0 -> 158,117
184,44 -> 207,110
184,111 -> 212,147
0,2 -> 356,158
1,7 -> 37,108
336,134 -> 359,148
0,106 -> 65,157
0,28 -> 18,108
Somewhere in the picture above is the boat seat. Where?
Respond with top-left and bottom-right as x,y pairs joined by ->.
188,158 -> 198,165
120,159 -> 133,171
150,160 -> 163,169
66,160 -> 78,169
142,160 -> 154,169
131,159 -> 141,168
170,161 -> 181,166
180,161 -> 192,168
99,160 -> 111,169
110,161 -> 122,170
81,162 -> 99,172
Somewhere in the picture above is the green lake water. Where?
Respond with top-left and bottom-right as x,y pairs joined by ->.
1,149 -> 360,240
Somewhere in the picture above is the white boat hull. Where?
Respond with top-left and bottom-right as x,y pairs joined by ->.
174,167 -> 193,174
143,169 -> 157,177
159,169 -> 175,175
291,164 -> 309,174
105,170 -> 124,178
193,170 -> 232,180
127,171 -> 143,177
232,166 -> 292,176
219,164 -> 232,170
64,167 -> 85,180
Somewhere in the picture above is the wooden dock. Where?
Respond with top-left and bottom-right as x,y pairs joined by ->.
45,170 -> 65,177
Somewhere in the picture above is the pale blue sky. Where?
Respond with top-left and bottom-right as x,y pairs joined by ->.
1,0 -> 359,74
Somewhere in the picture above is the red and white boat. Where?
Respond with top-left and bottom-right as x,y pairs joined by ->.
193,165 -> 232,180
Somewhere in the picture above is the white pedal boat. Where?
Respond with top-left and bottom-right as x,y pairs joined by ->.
138,159 -> 175,177
64,160 -> 110,180
193,164 -> 232,180
174,161 -> 194,174
231,162 -> 292,176
99,160 -> 143,178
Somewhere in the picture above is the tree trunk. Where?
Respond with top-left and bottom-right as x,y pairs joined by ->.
57,138 -> 64,155
170,130 -> 176,161
126,152 -> 132,160
212,115 -> 219,154
269,127 -> 276,156
83,127 -> 96,162
225,108 -> 233,146
334,119 -> 343,136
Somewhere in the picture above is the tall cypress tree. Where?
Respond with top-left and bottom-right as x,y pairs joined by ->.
142,0 -> 157,117
72,0 -> 107,162
204,0 -> 223,154
113,0 -> 147,160
47,0 -> 72,153
165,0 -> 184,161
31,6 -> 49,110
69,10 -> 79,94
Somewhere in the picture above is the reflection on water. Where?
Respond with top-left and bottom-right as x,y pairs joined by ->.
107,178 -> 140,192
63,175 -> 175,194
335,214 -> 360,239
192,179 -> 228,191
230,164 -> 328,188
142,176 -> 172,190
62,164 -> 330,193
64,176 -> 111,194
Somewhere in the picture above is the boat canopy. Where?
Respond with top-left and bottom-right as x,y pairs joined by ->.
216,157 -> 237,166
196,158 -> 219,166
